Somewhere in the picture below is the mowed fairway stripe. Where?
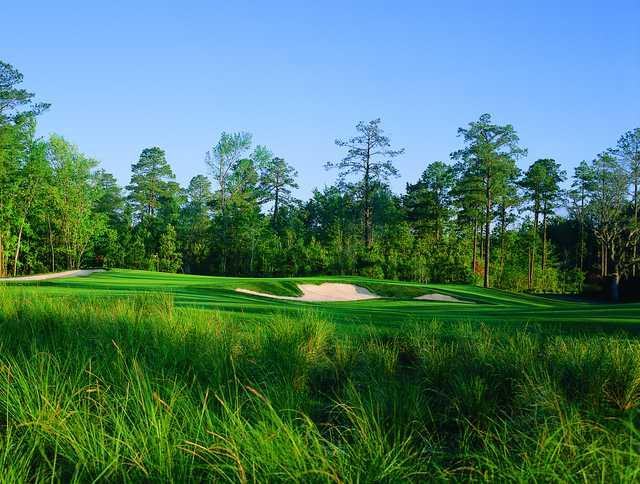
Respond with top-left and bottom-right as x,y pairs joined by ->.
4,269 -> 639,329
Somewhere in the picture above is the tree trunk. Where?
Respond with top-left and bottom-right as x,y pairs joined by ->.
249,227 -> 256,274
435,196 -> 442,241
12,223 -> 25,277
578,191 -> 585,271
633,181 -> 638,277
0,196 -> 5,277
542,202 -> 548,271
273,187 -> 280,225
363,139 -> 373,248
48,216 -> 55,272
578,220 -> 584,271
484,215 -> 491,288
484,188 -> 491,289
472,218 -> 478,272
609,266 -> 620,302
363,184 -> 372,247
0,234 -> 5,278
499,207 -> 506,279
529,209 -> 539,290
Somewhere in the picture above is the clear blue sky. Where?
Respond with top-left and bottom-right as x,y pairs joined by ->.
3,0 -> 639,197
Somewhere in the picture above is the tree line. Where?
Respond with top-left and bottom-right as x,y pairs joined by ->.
1,61 -> 638,298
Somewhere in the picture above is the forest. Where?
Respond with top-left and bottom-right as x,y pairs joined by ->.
1,60 -> 639,299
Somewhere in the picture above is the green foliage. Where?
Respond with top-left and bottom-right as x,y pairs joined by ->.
0,60 -> 49,123
404,161 -> 455,239
158,224 -> 182,273
47,134 -> 105,270
126,147 -> 179,222
0,287 -> 638,480
452,113 -> 526,288
179,175 -> 212,274
326,118 -> 404,247
258,155 -> 299,224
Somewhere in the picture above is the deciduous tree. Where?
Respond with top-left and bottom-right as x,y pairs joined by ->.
615,128 -> 640,276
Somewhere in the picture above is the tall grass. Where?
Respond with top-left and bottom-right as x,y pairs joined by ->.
0,287 -> 638,481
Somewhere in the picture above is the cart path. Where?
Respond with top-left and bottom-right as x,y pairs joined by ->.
0,269 -> 105,282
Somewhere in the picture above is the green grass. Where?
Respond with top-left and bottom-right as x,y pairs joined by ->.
1,270 -> 640,481
4,269 -> 639,332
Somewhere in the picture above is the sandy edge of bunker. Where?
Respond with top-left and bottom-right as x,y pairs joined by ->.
236,282 -> 470,303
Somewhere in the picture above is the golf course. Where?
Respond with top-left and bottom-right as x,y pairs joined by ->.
2,4 -> 639,480
6,269 -> 640,330
1,270 -> 640,481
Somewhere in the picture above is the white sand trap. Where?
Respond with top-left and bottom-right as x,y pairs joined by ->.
236,283 -> 381,302
414,293 -> 469,303
0,269 -> 105,282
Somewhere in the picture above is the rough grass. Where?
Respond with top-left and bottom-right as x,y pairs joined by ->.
0,287 -> 639,481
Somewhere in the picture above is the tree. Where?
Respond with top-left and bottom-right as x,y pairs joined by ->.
205,132 -> 253,273
10,138 -> 50,275
568,161 -> 596,271
0,61 -> 48,277
180,175 -> 212,273
126,146 -> 180,263
326,118 -> 404,247
48,134 -> 103,269
451,114 -> 526,288
494,181 -> 520,283
615,128 -> 640,276
587,151 -> 635,299
452,166 -> 485,275
404,161 -> 455,240
126,232 -> 147,269
205,132 -> 252,215
158,224 -> 182,273
127,147 -> 178,223
0,61 -> 49,124
92,169 -> 127,268
258,156 -> 299,225
520,158 -> 566,289
305,186 -> 360,274
93,169 -> 126,226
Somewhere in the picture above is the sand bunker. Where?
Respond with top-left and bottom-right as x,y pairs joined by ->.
237,283 -> 471,303
236,283 -> 381,302
0,269 -> 105,282
414,293 -> 468,303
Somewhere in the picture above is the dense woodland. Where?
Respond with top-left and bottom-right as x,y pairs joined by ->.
1,61 -> 638,298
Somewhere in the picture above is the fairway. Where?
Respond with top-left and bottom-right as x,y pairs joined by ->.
6,269 -> 640,331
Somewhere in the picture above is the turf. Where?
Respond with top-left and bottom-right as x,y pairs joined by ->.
4,269 -> 640,333
2,270 -> 640,481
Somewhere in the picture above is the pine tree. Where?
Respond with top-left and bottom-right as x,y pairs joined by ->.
158,224 -> 182,273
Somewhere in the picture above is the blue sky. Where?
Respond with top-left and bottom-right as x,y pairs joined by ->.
2,0 -> 639,197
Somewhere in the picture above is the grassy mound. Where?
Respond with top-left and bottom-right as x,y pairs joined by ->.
0,288 -> 639,481
234,279 -> 303,297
